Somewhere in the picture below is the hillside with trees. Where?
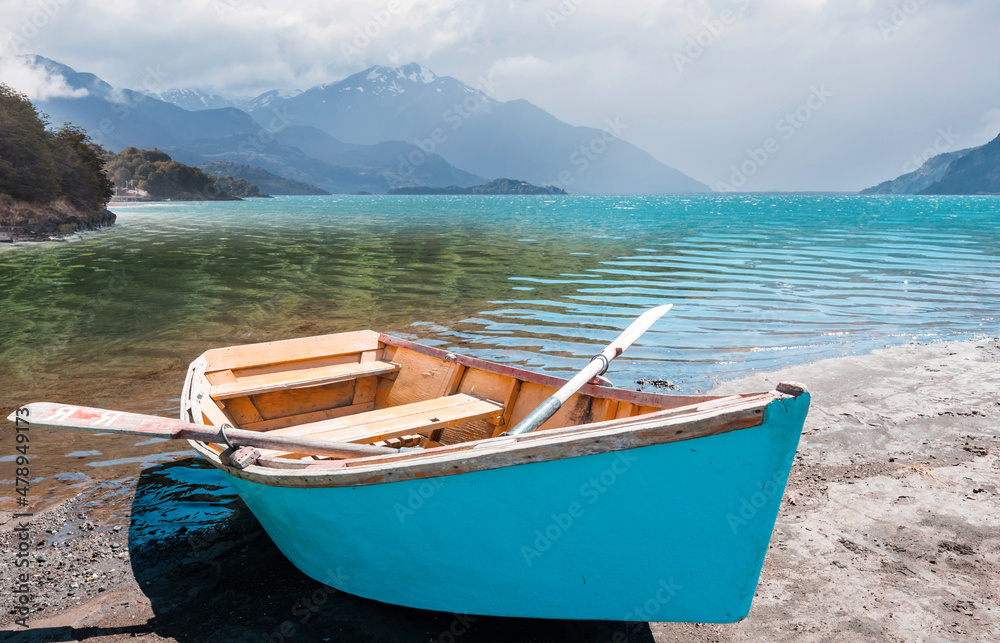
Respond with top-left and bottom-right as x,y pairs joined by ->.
212,174 -> 267,198
104,148 -> 241,201
0,83 -> 115,240
199,161 -> 328,195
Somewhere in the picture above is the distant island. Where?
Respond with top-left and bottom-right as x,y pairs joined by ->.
387,178 -> 567,196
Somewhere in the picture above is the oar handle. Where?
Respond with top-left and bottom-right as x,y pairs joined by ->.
507,304 -> 672,436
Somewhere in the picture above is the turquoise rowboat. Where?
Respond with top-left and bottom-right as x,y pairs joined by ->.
178,329 -> 808,622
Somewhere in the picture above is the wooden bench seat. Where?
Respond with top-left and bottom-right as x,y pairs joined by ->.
265,394 -> 504,453
209,360 -> 400,400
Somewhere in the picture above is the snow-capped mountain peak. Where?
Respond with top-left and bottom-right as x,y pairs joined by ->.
396,63 -> 436,84
235,88 -> 303,113
330,63 -> 442,97
146,88 -> 237,111
341,65 -> 403,95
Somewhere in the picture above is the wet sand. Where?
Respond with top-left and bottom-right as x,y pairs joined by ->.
2,336 -> 998,642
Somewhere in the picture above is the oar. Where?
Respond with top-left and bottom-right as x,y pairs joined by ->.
7,403 -> 395,469
506,304 -> 672,436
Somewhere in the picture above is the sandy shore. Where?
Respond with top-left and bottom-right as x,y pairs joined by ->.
2,337 -> 997,642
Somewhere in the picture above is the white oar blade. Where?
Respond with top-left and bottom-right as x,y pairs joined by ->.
8,403 -> 188,437
507,304 -> 673,436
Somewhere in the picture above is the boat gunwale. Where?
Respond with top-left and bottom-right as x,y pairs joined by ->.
188,398 -> 779,488
181,373 -> 793,487
375,333 -> 719,409
182,336 -> 798,488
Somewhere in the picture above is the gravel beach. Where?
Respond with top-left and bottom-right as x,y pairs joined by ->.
2,337 -> 997,642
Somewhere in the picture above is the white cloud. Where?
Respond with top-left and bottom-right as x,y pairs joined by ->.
489,55 -> 555,79
0,55 -> 88,100
0,0 -> 997,190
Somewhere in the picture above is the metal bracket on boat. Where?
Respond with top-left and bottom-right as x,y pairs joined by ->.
221,445 -> 261,470
219,423 -> 235,449
590,353 -> 611,376
585,355 -> 614,387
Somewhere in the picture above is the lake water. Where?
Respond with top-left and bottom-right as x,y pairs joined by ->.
2,194 -> 999,535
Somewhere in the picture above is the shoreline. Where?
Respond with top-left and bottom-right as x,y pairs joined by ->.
2,336 -> 998,641
0,206 -> 115,243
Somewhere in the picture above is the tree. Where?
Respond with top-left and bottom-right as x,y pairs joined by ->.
105,147 -> 232,199
0,83 -> 59,202
50,124 -> 114,211
1,83 -> 114,212
212,174 -> 261,197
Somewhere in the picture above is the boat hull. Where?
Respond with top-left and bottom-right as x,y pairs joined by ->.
218,393 -> 808,622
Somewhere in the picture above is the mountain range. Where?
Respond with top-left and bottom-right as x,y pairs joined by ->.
22,55 -> 708,195
861,131 -> 1000,195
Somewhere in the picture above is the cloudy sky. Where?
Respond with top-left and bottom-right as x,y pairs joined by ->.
2,0 -> 998,191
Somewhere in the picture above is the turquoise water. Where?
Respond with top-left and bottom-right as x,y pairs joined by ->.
1,194 -> 998,521
4,194 -> 1000,392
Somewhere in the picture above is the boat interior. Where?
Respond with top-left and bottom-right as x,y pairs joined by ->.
190,330 -> 752,462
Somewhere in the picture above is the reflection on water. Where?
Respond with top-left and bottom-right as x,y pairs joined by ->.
129,458 -> 240,544
1,194 -> 999,526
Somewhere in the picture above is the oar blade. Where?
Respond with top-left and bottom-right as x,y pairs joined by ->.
8,402 -> 187,438
609,304 -> 672,350
507,304 -> 673,436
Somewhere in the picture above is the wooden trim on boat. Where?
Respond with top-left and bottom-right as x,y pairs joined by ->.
181,332 -> 799,489
188,388 -> 781,489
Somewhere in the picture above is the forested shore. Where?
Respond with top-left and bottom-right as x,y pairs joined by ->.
0,83 -> 115,241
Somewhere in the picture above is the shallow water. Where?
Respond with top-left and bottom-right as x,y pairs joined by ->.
1,194 -> 998,536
